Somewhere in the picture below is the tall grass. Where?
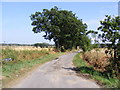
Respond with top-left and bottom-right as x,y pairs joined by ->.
2,53 -> 61,78
2,48 -> 63,87
2,48 -> 49,62
73,53 -> 120,88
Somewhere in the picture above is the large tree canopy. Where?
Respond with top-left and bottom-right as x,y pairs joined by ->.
30,6 -> 90,51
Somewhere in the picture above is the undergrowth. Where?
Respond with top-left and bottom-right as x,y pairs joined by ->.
73,53 -> 120,88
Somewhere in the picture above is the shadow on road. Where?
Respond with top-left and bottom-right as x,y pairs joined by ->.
62,66 -> 110,79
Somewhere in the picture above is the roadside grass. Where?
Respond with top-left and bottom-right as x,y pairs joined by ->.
3,53 -> 64,87
2,48 -> 64,87
0,67 -> 2,90
2,53 -> 62,78
2,48 -> 50,61
73,53 -> 119,88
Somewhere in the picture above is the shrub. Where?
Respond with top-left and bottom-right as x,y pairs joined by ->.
2,48 -> 18,61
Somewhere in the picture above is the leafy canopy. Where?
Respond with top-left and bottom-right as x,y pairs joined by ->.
30,6 -> 91,51
98,15 -> 120,47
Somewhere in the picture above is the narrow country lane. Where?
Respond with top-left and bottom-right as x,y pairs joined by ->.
12,51 -> 100,88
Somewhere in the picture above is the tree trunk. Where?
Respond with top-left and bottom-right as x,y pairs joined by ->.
114,48 -> 117,60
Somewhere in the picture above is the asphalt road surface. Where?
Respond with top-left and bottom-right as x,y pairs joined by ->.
12,51 -> 100,88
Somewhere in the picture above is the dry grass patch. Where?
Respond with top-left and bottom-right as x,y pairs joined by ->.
82,48 -> 111,72
73,52 -> 119,88
1,48 -> 63,88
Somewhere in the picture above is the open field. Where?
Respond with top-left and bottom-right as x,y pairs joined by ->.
1,46 -> 55,51
1,47 -> 64,88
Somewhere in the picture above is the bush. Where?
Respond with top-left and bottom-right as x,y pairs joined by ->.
2,48 -> 18,61
73,52 -> 120,88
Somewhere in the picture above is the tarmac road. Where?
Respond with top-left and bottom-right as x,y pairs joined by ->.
12,51 -> 100,88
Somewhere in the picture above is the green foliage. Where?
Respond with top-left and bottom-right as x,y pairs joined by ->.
92,44 -> 99,49
98,15 -> 120,76
117,42 -> 120,59
73,53 -> 86,67
78,35 -> 92,52
2,53 -> 62,78
86,30 -> 98,35
34,43 -> 53,48
30,6 -> 91,51
98,15 -> 120,48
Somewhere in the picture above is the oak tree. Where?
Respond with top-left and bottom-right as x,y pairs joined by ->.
30,6 -> 91,51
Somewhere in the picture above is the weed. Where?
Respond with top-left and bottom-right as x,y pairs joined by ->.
73,53 -> 120,88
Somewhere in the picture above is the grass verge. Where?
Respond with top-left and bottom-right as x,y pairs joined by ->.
73,53 -> 120,88
2,52 -> 64,88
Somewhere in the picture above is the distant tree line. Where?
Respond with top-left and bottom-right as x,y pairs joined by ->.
1,43 -> 32,46
1,43 -> 54,47
33,43 -> 54,48
1,43 -> 112,48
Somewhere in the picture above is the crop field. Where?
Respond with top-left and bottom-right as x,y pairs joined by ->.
1,46 -> 55,51
1,47 -> 63,87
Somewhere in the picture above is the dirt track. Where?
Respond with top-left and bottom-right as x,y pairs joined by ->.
12,51 -> 100,88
